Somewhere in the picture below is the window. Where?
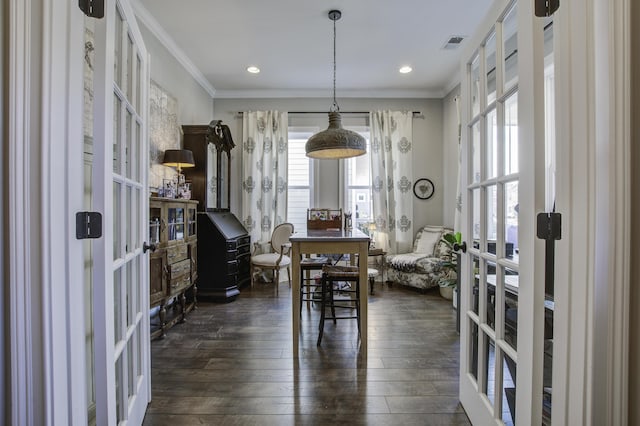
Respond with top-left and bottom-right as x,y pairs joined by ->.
287,128 -> 316,231
287,125 -> 372,233
343,128 -> 371,232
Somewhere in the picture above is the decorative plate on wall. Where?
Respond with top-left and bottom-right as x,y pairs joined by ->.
413,178 -> 435,200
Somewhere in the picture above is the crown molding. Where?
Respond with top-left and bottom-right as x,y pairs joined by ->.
214,88 -> 445,99
131,0 -> 216,98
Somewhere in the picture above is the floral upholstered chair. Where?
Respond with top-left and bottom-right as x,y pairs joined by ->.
385,225 -> 454,291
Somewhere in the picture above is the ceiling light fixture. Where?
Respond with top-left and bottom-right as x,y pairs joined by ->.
247,66 -> 260,74
399,66 -> 413,74
305,10 -> 366,160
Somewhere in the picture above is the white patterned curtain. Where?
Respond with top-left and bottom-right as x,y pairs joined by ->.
241,111 -> 289,246
369,111 -> 413,254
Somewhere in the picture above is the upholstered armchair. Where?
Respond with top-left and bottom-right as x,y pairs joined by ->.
385,225 -> 454,291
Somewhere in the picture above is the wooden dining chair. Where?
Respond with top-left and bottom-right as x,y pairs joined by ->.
250,222 -> 294,295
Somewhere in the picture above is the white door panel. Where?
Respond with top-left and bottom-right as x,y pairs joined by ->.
458,0 -> 552,424
92,0 -> 150,424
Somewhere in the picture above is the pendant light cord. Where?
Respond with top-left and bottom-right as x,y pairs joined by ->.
331,15 -> 339,113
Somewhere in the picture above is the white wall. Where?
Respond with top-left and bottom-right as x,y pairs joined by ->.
442,85 -> 461,229
213,97 -> 446,232
138,23 -> 213,125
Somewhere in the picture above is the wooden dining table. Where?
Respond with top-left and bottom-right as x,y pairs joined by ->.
290,228 -> 370,357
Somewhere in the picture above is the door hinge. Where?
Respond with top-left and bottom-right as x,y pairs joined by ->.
78,0 -> 104,18
536,212 -> 561,241
76,211 -> 103,239
535,0 -> 560,17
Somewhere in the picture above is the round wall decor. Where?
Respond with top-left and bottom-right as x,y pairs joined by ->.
413,178 -> 435,200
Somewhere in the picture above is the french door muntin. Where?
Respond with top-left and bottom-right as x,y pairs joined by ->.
459,0 -> 550,424
92,0 -> 150,424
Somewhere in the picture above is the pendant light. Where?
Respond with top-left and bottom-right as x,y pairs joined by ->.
305,10 -> 366,159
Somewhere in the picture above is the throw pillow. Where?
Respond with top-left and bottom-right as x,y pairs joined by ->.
414,228 -> 442,255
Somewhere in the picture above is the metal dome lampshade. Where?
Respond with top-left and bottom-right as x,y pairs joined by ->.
305,10 -> 366,159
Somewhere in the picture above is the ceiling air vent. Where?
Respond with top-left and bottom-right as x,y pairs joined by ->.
442,35 -> 465,50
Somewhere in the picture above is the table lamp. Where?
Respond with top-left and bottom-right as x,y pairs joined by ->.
162,149 -> 195,183
368,222 -> 377,248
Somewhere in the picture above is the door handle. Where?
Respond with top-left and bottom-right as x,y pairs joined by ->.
454,241 -> 467,253
143,242 -> 157,253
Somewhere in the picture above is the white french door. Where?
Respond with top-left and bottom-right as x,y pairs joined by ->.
92,0 -> 151,424
458,0 -> 552,424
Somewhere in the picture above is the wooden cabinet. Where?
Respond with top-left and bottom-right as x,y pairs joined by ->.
149,197 -> 198,338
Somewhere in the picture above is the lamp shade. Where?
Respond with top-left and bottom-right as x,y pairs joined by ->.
162,149 -> 195,169
305,112 -> 366,159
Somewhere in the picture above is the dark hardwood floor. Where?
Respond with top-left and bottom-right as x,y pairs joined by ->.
143,280 -> 470,425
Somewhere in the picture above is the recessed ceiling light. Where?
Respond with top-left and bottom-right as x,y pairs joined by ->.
247,66 -> 260,74
399,66 -> 412,74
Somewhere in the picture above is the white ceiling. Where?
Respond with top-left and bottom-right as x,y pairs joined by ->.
134,0 -> 493,98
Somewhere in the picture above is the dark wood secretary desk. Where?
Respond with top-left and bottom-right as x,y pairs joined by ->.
183,122 -> 250,302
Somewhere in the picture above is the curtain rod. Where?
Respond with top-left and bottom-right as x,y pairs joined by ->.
236,111 -> 423,116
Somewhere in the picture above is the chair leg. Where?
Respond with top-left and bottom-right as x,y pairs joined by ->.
356,279 -> 361,337
330,279 -> 337,325
287,266 -> 291,288
317,274 -> 328,346
369,276 -> 375,295
274,269 -> 279,296
250,263 -> 255,287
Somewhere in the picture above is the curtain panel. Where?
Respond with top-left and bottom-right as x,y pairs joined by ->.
241,111 -> 289,246
369,111 -> 414,254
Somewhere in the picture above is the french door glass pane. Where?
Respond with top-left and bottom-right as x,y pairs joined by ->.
113,182 -> 121,259
470,320 -> 479,381
503,352 -> 517,425
504,267 -> 519,350
136,55 -> 141,112
503,4 -> 518,92
126,257 -> 133,328
126,186 -> 131,254
472,255 -> 480,316
115,354 -> 123,423
134,120 -> 141,181
472,188 -> 481,246
127,331 -> 135,399
471,122 -> 481,183
486,108 -> 498,179
133,188 -> 141,250
483,334 -> 496,405
504,93 -> 519,175
114,269 -> 122,344
485,31 -> 497,105
487,265 -> 496,330
471,55 -> 481,118
114,8 -> 123,88
125,111 -> 132,178
505,181 -> 519,259
113,96 -> 121,174
126,35 -> 134,102
486,185 -> 497,252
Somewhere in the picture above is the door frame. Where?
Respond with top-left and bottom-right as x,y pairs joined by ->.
6,0 -> 87,424
552,0 -> 631,424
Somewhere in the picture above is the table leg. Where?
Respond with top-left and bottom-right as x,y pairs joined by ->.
359,242 -> 368,357
292,243 -> 300,357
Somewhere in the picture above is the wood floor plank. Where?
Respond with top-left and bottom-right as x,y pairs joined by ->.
144,283 -> 469,425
